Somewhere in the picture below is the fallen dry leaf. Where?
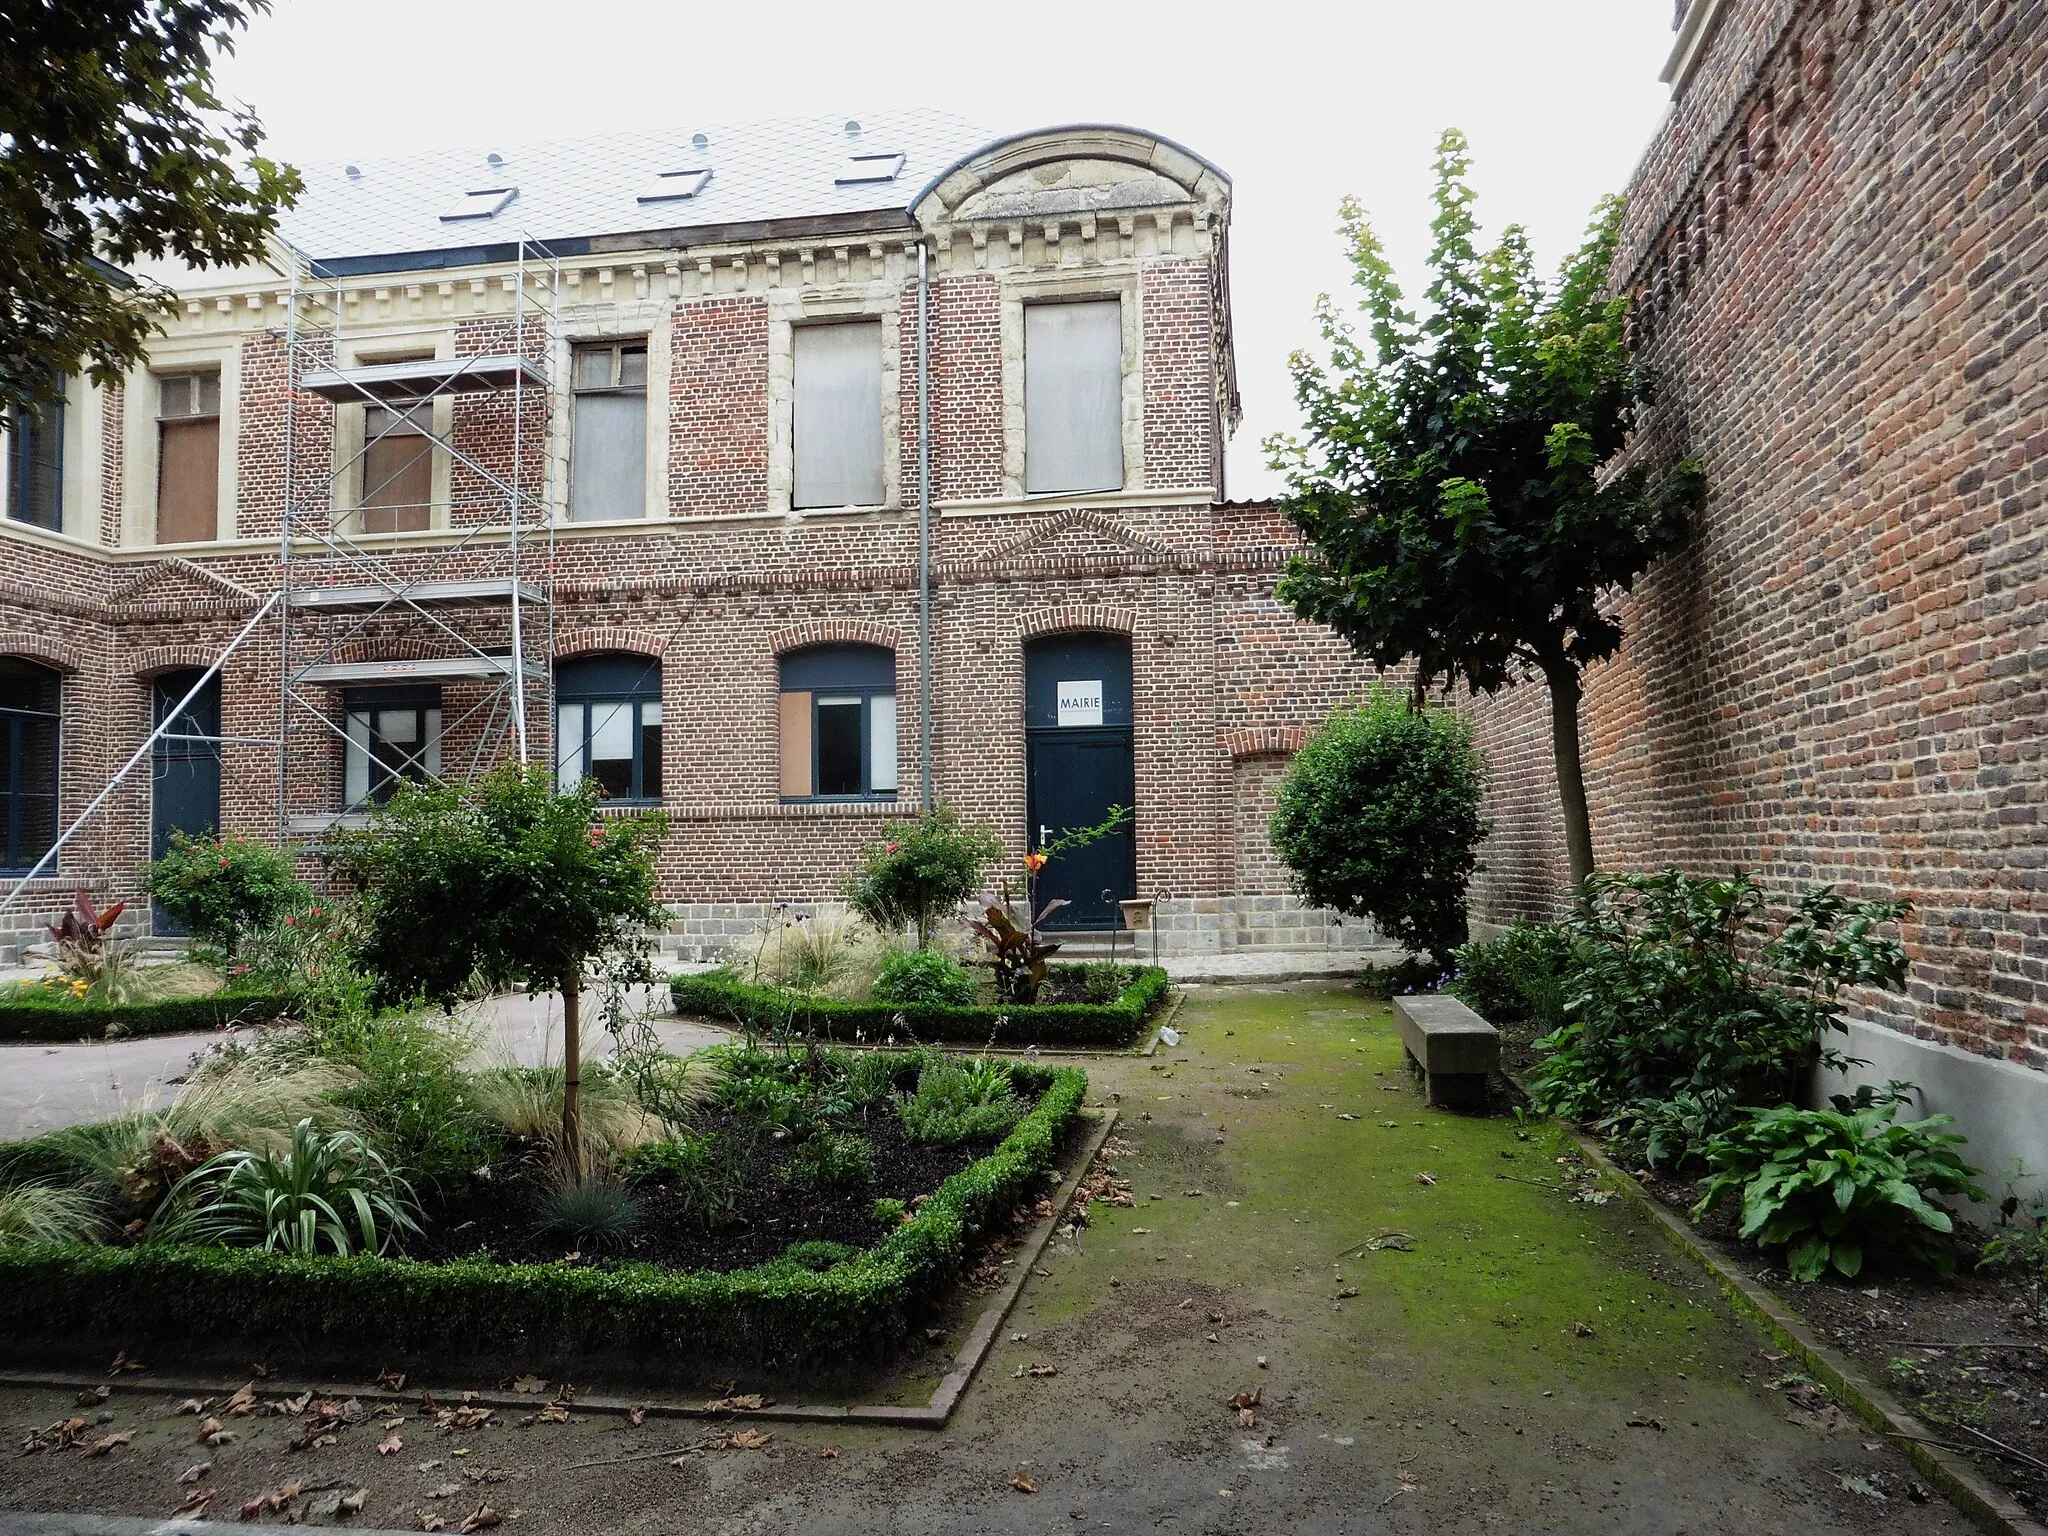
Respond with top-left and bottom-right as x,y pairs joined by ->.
726,1428 -> 772,1450
459,1504 -> 502,1533
81,1430 -> 135,1457
379,1431 -> 405,1455
704,1392 -> 769,1413
420,1518 -> 447,1533
174,1486 -> 214,1516
626,1404 -> 645,1427
175,1398 -> 209,1416
1228,1388 -> 1262,1411
377,1369 -> 407,1392
196,1416 -> 223,1444
435,1405 -> 495,1431
1009,1469 -> 1037,1494
75,1385 -> 110,1408
531,1402 -> 570,1424
1414,1173 -> 1437,1186
1573,1322 -> 1596,1338
1027,1364 -> 1057,1378
510,1375 -> 548,1395
1625,1414 -> 1667,1432
108,1351 -> 145,1375
340,1488 -> 368,1515
224,1383 -> 257,1416
1237,1408 -> 1257,1428
178,1462 -> 212,1485
816,1445 -> 840,1459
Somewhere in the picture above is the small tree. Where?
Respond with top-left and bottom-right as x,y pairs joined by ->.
845,805 -> 1002,950
1268,687 -> 1486,972
326,766 -> 669,1175
2,1 -> 302,418
143,830 -> 307,959
1268,129 -> 1701,889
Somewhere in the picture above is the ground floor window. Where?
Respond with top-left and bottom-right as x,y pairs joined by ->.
556,654 -> 662,803
343,687 -> 441,809
778,644 -> 896,799
0,659 -> 59,872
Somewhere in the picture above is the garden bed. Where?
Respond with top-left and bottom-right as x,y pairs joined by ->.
0,986 -> 295,1042
672,964 -> 1169,1048
0,1060 -> 1090,1377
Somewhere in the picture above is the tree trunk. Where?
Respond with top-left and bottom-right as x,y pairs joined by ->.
561,967 -> 583,1179
1541,660 -> 1598,893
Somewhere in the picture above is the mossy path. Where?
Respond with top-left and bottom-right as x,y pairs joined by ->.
0,984 -> 1975,1532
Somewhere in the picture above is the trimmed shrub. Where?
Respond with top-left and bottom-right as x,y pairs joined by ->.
899,1058 -> 1023,1146
844,807 -> 1003,949
786,1131 -> 876,1192
143,831 -> 308,958
0,1066 -> 1090,1366
672,965 -> 1168,1048
872,949 -> 978,1008
1268,687 -> 1487,970
0,988 -> 294,1043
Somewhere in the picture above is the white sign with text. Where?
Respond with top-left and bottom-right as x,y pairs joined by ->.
1056,679 -> 1104,726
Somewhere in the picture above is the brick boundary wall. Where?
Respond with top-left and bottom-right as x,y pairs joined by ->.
1466,0 -> 2048,1070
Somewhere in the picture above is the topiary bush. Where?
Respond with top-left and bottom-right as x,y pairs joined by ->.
872,949 -> 978,1008
844,806 -> 1004,950
1268,686 -> 1487,971
143,831 -> 308,958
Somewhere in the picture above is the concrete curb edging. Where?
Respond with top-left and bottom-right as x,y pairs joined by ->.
0,1110 -> 1120,1434
1574,1131 -> 2048,1536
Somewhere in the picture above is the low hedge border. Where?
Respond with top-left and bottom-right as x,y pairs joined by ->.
0,1063 -> 1090,1368
671,964 -> 1169,1047
0,988 -> 296,1043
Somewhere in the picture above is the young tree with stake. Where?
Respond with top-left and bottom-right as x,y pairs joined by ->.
1269,129 -> 1701,889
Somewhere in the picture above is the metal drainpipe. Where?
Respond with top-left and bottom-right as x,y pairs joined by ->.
917,239 -> 934,810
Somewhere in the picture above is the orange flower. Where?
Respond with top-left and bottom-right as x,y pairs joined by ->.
1023,851 -> 1048,874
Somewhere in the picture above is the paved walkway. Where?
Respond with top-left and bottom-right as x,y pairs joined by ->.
0,985 -> 728,1142
0,984 -> 1969,1532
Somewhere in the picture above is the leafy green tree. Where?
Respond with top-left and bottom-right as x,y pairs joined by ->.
143,829 -> 307,959
326,766 -> 670,1174
845,805 -> 1002,950
1,1 -> 301,418
1268,129 -> 1702,888
1268,686 -> 1487,971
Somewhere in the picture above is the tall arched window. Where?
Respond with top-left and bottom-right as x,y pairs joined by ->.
557,654 -> 662,803
0,658 -> 60,872
778,644 -> 896,800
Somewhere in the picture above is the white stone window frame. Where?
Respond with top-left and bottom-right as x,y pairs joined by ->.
550,300 -> 672,527
1001,267 -> 1143,502
766,284 -> 901,519
121,341 -> 239,547
332,329 -> 455,537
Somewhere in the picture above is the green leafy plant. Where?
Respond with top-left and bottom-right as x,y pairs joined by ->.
764,1239 -> 859,1276
143,831 -> 308,960
326,765 -> 670,1175
308,1011 -> 496,1184
1979,1162 -> 2048,1287
1692,1099 -> 1985,1281
1595,1089 -> 1736,1172
1268,127 -> 1702,887
0,1183 -> 109,1248
152,1117 -> 421,1257
966,898 -> 1063,1005
1268,687 -> 1487,971
620,1132 -> 749,1231
873,949 -> 978,1008
40,891 -> 211,1006
872,1196 -> 906,1226
899,1057 -> 1024,1146
533,1167 -> 642,1251
1529,872 -> 1911,1128
1450,921 -> 1571,1029
786,1130 -> 876,1192
843,1051 -> 902,1108
845,807 -> 1003,950
1083,961 -> 1128,1006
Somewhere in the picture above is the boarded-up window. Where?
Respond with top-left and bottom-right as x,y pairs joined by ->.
360,399 -> 433,534
778,644 -> 896,800
792,322 -> 884,509
156,372 -> 221,544
1024,300 -> 1123,495
570,342 -> 647,521
778,690 -> 812,798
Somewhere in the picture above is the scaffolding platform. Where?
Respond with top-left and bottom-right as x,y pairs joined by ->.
298,353 -> 546,403
292,655 -> 546,686
286,578 -> 549,611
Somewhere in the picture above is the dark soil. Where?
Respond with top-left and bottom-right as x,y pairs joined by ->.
1635,1165 -> 2048,1518
410,1104 -> 995,1274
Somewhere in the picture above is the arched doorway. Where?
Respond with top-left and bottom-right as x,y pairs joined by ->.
151,669 -> 221,933
1024,633 -> 1135,931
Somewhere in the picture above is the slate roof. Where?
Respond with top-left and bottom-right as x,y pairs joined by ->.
280,109 -> 999,276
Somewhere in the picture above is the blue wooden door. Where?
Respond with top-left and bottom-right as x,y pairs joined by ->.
151,671 -> 221,934
1024,634 -> 1135,931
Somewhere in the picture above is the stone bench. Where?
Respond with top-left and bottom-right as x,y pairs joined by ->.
1392,994 -> 1500,1109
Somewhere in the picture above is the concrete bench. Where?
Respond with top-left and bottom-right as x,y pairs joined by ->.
1392,994 -> 1500,1109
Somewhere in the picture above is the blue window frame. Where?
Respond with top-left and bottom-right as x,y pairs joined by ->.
777,644 -> 896,800
6,379 -> 65,532
0,659 -> 60,873
557,654 -> 663,803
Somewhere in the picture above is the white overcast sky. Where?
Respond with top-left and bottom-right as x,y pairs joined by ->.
212,0 -> 1676,502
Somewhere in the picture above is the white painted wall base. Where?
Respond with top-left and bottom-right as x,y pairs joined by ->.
1815,1018 -> 2048,1216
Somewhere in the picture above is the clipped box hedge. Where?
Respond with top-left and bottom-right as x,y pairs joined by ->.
0,1065 -> 1089,1368
671,964 -> 1169,1047
0,987 -> 296,1043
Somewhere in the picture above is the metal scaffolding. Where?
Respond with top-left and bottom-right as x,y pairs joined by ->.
274,238 -> 563,838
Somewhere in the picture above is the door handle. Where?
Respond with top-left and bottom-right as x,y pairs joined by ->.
1038,825 -> 1051,848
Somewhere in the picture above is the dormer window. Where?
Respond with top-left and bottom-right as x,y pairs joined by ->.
638,169 -> 711,204
835,152 -> 905,186
440,187 -> 517,222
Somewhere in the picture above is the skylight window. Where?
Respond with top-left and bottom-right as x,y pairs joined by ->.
637,168 -> 712,204
835,151 -> 906,186
440,187 -> 517,222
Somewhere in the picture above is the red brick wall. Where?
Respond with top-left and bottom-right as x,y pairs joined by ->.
667,296 -> 769,517
1467,0 -> 2048,1069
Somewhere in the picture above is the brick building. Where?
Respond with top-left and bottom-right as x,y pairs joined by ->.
1465,0 -> 2048,1175
0,113 -> 1382,962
